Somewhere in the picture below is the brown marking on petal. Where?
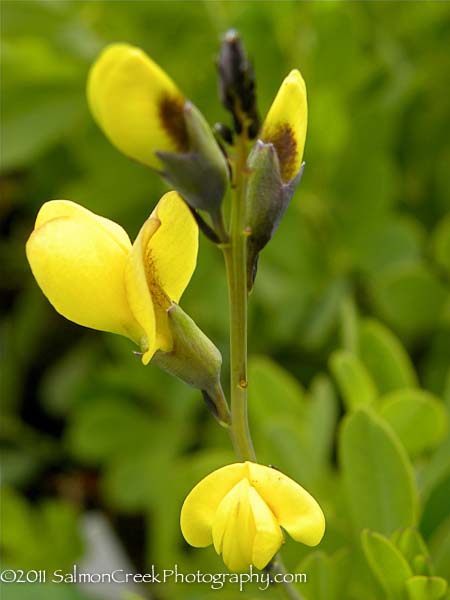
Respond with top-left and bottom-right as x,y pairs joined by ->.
159,94 -> 189,152
266,123 -> 297,182
144,246 -> 170,310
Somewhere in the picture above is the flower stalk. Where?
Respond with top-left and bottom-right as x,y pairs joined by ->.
222,130 -> 306,600
216,32 -> 313,597
222,132 -> 255,462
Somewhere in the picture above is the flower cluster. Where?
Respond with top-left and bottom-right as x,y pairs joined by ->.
26,32 -> 324,575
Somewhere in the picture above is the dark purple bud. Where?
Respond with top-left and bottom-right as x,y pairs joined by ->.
217,30 -> 260,138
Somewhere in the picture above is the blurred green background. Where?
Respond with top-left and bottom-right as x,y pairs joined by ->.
1,1 -> 450,599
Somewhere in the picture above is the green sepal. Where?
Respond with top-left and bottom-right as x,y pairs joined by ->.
156,102 -> 229,231
152,303 -> 231,427
245,140 -> 304,290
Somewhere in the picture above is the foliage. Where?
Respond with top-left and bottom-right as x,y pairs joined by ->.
1,1 -> 450,599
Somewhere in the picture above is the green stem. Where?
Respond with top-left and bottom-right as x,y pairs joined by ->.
222,133 -> 303,600
211,208 -> 229,244
268,556 -> 305,600
222,134 -> 255,462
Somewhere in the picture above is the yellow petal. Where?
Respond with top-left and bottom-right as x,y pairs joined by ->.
87,43 -> 188,169
147,191 -> 198,302
260,69 -> 307,182
34,200 -> 132,252
26,207 -> 142,342
125,215 -> 160,364
180,463 -> 246,548
248,486 -> 284,569
212,479 -> 255,572
211,479 -> 283,572
125,192 -> 197,363
87,43 -> 131,127
247,462 -> 325,546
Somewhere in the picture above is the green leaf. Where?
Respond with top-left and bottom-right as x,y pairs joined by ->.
248,357 -> 308,480
379,389 -> 448,457
412,555 -> 433,577
432,213 -> 450,276
405,576 -> 448,600
298,551 -> 337,600
66,397 -> 156,465
359,319 -> 417,393
1,488 -> 82,572
421,470 -> 450,539
101,450 -> 160,512
1,86 -> 84,171
330,350 -> 377,410
248,355 -> 305,421
357,217 -> 424,276
445,366 -> 450,411
362,530 -> 412,599
431,516 -> 450,580
307,374 -> 339,469
251,415 -> 314,486
340,408 -> 418,534
420,434 -> 450,501
248,362 -> 337,486
370,264 -> 449,339
339,295 -> 360,354
301,277 -> 349,349
391,528 -> 430,575
40,341 -> 99,416
297,548 -> 352,600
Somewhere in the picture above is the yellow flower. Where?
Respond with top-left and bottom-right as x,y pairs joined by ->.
26,191 -> 198,364
260,69 -> 307,182
180,461 -> 325,572
87,43 -> 188,170
87,43 -> 230,220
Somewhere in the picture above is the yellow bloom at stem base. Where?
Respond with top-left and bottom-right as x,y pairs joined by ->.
26,192 -> 198,364
180,461 -> 325,572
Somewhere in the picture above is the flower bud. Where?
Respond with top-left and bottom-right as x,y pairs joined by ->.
245,141 -> 304,290
152,303 -> 231,427
87,43 -> 188,171
218,29 -> 260,138
260,69 -> 307,182
88,44 -> 229,235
